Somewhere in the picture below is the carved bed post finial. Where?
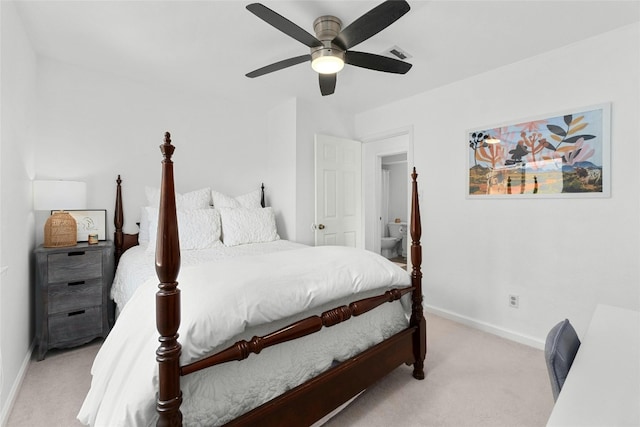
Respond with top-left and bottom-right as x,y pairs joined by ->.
114,175 -> 124,263
410,167 -> 426,380
155,131 -> 183,426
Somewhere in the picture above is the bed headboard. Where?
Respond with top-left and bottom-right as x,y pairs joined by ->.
114,175 -> 140,264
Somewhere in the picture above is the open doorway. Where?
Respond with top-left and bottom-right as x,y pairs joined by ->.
362,128 -> 413,270
380,153 -> 408,267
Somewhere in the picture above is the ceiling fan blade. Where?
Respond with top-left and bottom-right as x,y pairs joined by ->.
345,51 -> 412,74
246,3 -> 323,48
333,0 -> 410,50
319,73 -> 337,96
246,54 -> 311,78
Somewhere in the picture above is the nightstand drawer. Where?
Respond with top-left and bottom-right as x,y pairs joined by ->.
48,250 -> 102,283
48,307 -> 102,345
48,278 -> 103,314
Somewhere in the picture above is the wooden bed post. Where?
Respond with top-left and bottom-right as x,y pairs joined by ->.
113,176 -> 141,264
114,175 -> 124,264
410,167 -> 427,380
155,132 -> 183,426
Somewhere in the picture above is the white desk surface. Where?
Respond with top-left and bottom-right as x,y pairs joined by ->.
547,304 -> 640,427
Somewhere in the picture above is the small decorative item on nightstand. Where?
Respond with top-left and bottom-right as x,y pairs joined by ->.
33,180 -> 87,247
34,240 -> 114,360
43,211 -> 77,247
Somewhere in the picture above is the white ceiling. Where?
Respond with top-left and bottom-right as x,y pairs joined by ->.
14,1 -> 640,115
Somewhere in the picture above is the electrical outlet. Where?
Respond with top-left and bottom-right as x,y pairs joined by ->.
509,294 -> 519,308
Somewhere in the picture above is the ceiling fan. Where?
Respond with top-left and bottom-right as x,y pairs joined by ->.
245,0 -> 412,96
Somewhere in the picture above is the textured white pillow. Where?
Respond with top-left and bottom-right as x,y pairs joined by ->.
139,186 -> 212,243
211,189 -> 262,209
219,207 -> 279,247
145,187 -> 212,209
146,207 -> 222,252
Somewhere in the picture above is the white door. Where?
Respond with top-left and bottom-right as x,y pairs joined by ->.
314,134 -> 362,247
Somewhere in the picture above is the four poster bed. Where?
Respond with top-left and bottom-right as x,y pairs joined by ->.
78,132 -> 426,426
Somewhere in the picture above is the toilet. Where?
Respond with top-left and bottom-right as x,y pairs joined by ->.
380,236 -> 400,258
381,222 -> 407,259
399,222 -> 408,258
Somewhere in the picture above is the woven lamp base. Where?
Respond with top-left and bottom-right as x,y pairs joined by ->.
44,211 -> 78,248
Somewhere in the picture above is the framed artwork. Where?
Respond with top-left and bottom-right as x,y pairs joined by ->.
57,209 -> 107,241
467,103 -> 610,198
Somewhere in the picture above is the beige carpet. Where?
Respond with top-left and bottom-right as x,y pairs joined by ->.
6,313 -> 554,426
6,338 -> 100,426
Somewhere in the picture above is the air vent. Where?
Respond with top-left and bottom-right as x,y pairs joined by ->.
384,45 -> 412,60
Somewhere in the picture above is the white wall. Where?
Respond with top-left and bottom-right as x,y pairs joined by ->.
0,2 -> 37,422
355,23 -> 640,347
34,58 -> 271,239
266,98 -> 297,240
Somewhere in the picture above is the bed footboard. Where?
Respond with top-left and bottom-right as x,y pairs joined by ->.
227,327 -> 418,426
181,286 -> 414,375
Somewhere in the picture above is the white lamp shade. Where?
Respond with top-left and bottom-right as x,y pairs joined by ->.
33,180 -> 87,211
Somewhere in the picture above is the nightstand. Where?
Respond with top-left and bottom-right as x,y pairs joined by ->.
34,241 -> 114,360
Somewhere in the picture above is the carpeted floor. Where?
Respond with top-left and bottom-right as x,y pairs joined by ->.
324,313 -> 553,426
6,313 -> 554,426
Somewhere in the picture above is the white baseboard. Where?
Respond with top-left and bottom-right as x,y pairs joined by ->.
425,305 -> 545,350
0,342 -> 34,427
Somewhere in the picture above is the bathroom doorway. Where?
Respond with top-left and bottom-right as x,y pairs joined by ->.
381,153 -> 408,266
362,127 -> 413,270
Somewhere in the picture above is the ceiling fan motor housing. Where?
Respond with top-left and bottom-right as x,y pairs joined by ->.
311,15 -> 345,64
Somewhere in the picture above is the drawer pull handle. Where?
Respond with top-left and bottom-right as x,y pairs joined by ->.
68,251 -> 85,256
68,281 -> 85,286
68,310 -> 85,317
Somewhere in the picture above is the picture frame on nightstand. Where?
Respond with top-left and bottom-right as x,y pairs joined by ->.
54,209 -> 107,241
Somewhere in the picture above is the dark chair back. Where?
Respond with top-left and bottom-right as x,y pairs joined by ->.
545,319 -> 581,401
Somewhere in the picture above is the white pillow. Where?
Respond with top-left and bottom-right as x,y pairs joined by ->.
138,206 -> 150,243
145,187 -> 211,209
138,185 -> 212,243
211,189 -> 262,209
146,207 -> 222,252
219,207 -> 279,247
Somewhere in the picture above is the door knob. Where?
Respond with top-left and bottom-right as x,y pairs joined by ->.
313,223 -> 325,230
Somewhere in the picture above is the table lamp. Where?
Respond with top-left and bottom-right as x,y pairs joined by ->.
33,180 -> 87,247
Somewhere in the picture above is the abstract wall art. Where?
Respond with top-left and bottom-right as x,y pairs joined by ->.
468,104 -> 610,198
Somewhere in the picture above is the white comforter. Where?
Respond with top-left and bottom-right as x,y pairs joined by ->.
78,246 -> 411,426
111,240 -> 308,310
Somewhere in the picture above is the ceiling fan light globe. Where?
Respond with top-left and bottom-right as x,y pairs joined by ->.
311,56 -> 344,74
